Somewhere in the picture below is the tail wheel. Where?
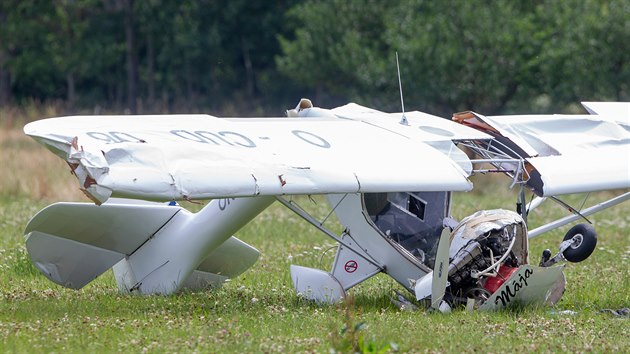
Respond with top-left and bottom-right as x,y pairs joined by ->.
562,224 -> 597,263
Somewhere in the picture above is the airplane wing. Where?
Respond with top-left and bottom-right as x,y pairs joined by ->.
454,109 -> 630,196
581,102 -> 630,122
24,108 -> 490,204
330,103 -> 491,175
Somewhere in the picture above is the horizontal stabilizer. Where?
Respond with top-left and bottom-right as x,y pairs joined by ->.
24,200 -> 182,288
25,200 -> 181,254
196,236 -> 260,278
26,232 -> 122,289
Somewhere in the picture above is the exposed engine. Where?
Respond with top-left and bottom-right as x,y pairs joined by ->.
444,209 -> 528,307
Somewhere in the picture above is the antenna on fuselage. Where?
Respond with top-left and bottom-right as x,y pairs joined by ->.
396,52 -> 408,126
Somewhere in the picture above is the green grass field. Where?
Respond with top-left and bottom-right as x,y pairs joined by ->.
0,127 -> 628,353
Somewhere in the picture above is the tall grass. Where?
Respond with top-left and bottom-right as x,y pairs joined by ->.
0,129 -> 85,202
0,100 -> 69,129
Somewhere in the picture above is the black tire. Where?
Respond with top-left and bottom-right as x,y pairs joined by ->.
562,223 -> 597,262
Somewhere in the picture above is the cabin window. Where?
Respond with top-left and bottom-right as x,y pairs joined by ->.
408,194 -> 426,220
363,191 -> 450,269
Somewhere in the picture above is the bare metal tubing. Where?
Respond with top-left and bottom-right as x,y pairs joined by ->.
275,196 -> 383,269
469,158 -> 522,164
472,169 -> 517,174
528,192 -> 630,238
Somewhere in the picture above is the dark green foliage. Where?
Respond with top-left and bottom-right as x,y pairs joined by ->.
0,0 -> 628,115
277,0 -> 629,116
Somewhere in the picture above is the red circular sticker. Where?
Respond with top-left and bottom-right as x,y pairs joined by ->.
344,260 -> 358,273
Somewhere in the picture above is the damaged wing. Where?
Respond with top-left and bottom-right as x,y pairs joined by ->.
454,106 -> 630,196
24,109 -> 484,204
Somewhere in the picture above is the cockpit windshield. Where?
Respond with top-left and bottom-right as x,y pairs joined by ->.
363,191 -> 450,269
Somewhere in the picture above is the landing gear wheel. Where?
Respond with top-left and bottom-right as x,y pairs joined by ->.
562,224 -> 597,262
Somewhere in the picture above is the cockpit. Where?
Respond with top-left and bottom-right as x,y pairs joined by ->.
363,191 -> 451,270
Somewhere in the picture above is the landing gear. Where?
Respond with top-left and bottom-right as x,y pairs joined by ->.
561,224 -> 597,263
539,223 -> 597,267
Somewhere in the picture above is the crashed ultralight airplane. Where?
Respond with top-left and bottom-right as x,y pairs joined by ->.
23,99 -> 629,311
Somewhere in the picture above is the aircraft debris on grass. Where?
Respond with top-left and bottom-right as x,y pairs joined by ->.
22,99 -> 630,311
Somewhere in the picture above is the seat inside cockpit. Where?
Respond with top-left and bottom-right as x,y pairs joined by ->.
363,191 -> 451,270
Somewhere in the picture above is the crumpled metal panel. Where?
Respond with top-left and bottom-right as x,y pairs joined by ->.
24,109 -> 475,204
450,209 -> 528,265
478,265 -> 565,310
480,113 -> 629,157
462,111 -> 630,196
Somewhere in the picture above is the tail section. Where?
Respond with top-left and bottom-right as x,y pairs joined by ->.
27,232 -> 123,289
25,200 -> 180,289
24,197 -> 273,293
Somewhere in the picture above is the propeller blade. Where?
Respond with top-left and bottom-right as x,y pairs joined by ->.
431,227 -> 451,310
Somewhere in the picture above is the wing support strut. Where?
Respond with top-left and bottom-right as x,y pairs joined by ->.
528,191 -> 630,238
276,196 -> 383,269
548,196 -> 592,224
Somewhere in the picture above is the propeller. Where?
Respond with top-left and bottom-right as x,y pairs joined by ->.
431,227 -> 451,310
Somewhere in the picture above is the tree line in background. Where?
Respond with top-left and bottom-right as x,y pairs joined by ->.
0,0 -> 627,117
